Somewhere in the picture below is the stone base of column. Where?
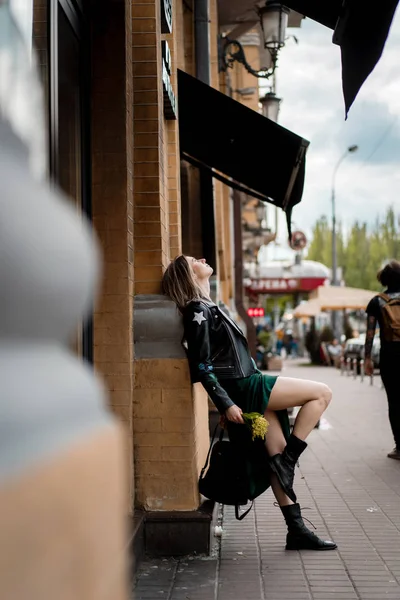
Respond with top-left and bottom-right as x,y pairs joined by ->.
129,510 -> 145,573
133,295 -> 212,554
144,500 -> 216,557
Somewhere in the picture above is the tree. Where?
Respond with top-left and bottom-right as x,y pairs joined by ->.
306,207 -> 400,291
307,216 -> 331,266
343,222 -> 369,289
307,216 -> 345,270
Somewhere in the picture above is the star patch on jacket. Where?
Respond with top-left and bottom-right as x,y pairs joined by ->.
193,311 -> 206,325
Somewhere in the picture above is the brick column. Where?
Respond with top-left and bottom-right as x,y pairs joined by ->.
209,0 -> 233,303
165,0 -> 181,258
91,1 -> 135,506
132,0 -> 209,531
132,0 -> 169,294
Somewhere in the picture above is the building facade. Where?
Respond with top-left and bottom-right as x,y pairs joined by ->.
30,0 -> 307,557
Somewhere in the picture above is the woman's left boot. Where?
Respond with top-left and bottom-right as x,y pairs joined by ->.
269,434 -> 307,503
280,503 -> 337,551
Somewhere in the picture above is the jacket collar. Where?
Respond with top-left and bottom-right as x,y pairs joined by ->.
216,306 -> 246,338
193,299 -> 246,338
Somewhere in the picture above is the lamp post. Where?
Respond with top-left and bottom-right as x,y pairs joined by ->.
220,1 -> 289,79
331,145 -> 358,286
260,91 -> 281,121
331,144 -> 358,336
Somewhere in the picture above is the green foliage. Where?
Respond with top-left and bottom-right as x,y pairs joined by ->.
306,207 -> 400,291
265,294 -> 291,315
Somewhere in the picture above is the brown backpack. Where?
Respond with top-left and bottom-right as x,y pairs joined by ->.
378,294 -> 400,342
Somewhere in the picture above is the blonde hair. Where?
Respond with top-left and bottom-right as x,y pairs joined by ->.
162,255 -> 204,310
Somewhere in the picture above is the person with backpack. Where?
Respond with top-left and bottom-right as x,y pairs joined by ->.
365,260 -> 400,460
162,255 -> 337,551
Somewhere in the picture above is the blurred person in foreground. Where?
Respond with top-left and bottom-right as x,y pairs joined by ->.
365,260 -> 400,460
0,3 -> 127,598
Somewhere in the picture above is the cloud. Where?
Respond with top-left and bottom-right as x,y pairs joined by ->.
268,9 -> 400,253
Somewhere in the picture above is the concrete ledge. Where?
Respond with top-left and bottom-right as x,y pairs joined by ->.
144,500 -> 215,556
134,294 -> 186,359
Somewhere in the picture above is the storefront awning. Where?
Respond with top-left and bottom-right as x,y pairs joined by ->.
293,298 -> 322,318
282,0 -> 400,117
294,285 -> 376,318
310,284 -> 376,311
177,69 -> 309,236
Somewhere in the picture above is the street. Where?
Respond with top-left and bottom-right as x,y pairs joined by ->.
132,362 -> 400,600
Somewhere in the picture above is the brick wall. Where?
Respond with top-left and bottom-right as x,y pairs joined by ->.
164,0 -> 182,259
91,0 -> 135,506
231,42 -> 260,112
133,359 -> 208,510
131,0 -> 210,512
209,0 -> 233,304
132,0 -> 170,294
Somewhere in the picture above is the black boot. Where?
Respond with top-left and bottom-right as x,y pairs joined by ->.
269,434 -> 307,503
280,503 -> 337,551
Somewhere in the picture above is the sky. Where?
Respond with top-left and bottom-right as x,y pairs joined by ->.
259,7 -> 400,260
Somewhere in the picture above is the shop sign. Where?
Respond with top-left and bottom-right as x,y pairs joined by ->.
161,0 -> 172,34
162,41 -> 177,120
248,278 -> 299,292
245,277 -> 328,294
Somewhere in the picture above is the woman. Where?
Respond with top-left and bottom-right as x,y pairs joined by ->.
162,255 -> 337,551
365,260 -> 400,460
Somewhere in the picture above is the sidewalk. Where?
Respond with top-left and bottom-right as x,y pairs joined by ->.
132,362 -> 400,600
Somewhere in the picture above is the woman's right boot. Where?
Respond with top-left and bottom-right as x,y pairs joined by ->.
280,503 -> 337,551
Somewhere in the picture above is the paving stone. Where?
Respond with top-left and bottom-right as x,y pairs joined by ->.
132,364 -> 400,600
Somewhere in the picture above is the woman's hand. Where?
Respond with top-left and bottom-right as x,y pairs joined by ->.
225,405 -> 244,424
365,357 -> 374,376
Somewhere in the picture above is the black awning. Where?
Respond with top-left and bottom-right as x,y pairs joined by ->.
177,69 -> 309,234
280,0 -> 342,29
283,0 -> 399,117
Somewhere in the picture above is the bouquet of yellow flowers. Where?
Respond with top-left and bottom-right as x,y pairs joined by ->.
242,412 -> 269,441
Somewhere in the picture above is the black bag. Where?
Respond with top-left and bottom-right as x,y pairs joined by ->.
198,425 -> 256,520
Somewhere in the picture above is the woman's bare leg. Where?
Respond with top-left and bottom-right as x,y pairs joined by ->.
264,409 -> 294,507
268,377 -> 332,441
264,409 -> 289,455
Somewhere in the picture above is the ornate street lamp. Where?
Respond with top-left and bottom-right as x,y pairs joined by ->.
259,2 -> 289,53
255,201 -> 268,224
220,1 -> 290,79
260,91 -> 281,122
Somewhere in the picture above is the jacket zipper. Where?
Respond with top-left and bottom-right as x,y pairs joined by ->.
223,321 -> 246,377
210,347 -> 223,362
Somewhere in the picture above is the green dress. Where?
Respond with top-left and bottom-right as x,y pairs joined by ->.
219,370 -> 290,499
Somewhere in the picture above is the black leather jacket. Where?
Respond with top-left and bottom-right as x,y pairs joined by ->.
182,300 -> 257,414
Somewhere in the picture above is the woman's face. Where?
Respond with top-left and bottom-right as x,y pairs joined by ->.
186,256 -> 213,280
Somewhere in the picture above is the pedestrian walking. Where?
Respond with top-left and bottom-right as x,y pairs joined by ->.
365,259 -> 400,460
162,255 -> 337,551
